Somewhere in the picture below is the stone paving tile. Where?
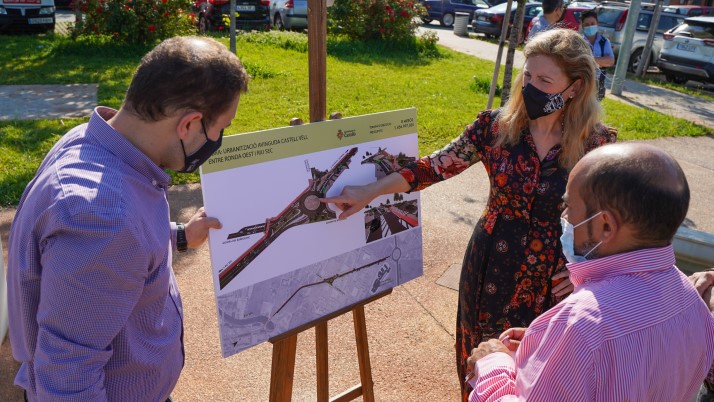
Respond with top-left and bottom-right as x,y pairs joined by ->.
0,84 -> 97,121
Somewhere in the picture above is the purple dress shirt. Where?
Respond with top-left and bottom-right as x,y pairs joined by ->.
8,107 -> 184,401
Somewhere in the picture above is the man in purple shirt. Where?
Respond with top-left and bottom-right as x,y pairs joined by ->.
7,36 -> 249,401
466,143 -> 714,401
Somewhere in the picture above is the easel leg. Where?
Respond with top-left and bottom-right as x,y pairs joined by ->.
316,321 -> 329,402
270,334 -> 298,402
353,306 -> 375,402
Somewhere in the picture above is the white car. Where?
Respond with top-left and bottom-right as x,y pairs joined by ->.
0,0 -> 55,33
270,0 -> 307,30
657,16 -> 714,85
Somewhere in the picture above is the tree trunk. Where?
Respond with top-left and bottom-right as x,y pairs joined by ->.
500,0 -> 527,106
636,0 -> 663,77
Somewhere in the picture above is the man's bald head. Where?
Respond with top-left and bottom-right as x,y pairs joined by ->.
124,36 -> 249,127
573,143 -> 689,244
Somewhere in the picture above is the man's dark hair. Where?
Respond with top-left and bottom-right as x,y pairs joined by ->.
580,148 -> 690,244
543,0 -> 564,15
124,36 -> 249,127
580,10 -> 598,23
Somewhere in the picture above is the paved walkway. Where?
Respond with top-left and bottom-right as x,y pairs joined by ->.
420,25 -> 714,130
0,84 -> 97,121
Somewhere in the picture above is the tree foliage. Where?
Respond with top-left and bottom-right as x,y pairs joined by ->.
72,0 -> 197,45
328,0 -> 427,42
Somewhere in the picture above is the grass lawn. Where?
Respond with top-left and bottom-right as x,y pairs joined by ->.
0,31 -> 711,206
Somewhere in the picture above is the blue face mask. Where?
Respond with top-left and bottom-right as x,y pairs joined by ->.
583,25 -> 598,37
560,211 -> 602,264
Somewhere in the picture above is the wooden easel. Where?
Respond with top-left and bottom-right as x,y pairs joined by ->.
268,290 -> 391,402
266,1 -> 390,401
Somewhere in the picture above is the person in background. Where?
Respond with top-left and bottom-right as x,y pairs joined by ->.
322,28 -> 616,402
581,10 -> 615,101
527,0 -> 565,41
7,36 -> 249,401
467,142 -> 714,401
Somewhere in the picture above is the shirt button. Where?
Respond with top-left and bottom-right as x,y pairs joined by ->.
152,179 -> 158,186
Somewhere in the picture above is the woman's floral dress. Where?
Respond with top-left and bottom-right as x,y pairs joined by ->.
398,109 -> 617,401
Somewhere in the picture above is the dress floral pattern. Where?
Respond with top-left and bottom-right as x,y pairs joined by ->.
399,109 -> 617,402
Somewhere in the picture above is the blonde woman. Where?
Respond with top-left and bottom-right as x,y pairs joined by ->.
322,28 -> 616,402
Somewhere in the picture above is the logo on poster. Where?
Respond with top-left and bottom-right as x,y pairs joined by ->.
336,129 -> 356,139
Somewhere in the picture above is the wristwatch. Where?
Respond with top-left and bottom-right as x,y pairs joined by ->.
176,223 -> 188,252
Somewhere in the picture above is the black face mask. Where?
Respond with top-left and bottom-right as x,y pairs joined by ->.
521,81 -> 573,121
178,119 -> 223,174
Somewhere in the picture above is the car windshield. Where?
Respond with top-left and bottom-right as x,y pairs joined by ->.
636,13 -> 684,32
674,20 -> 714,39
597,8 -> 624,28
636,13 -> 653,30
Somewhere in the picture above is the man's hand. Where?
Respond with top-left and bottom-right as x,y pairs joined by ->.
184,207 -> 222,249
499,327 -> 527,353
688,270 -> 714,297
552,270 -> 574,298
466,338 -> 510,376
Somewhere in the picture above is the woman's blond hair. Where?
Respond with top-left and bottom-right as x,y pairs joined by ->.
496,28 -> 602,169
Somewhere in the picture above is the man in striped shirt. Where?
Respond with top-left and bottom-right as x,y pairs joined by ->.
467,143 -> 714,401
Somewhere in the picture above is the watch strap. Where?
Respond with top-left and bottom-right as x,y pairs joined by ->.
176,223 -> 188,252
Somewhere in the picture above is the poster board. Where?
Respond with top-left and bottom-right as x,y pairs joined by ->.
200,108 -> 423,357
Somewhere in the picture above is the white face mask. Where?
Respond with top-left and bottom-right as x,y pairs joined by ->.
560,211 -> 603,264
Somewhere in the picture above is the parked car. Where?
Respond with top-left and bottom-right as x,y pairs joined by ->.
270,0 -> 306,30
596,4 -> 684,72
560,5 -> 596,30
657,16 -> 714,84
194,0 -> 271,33
54,0 -> 73,10
0,0 -> 55,33
662,5 -> 714,17
420,0 -> 490,28
472,1 -> 542,40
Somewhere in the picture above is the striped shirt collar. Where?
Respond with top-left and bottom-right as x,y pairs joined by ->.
88,106 -> 171,188
567,244 -> 676,288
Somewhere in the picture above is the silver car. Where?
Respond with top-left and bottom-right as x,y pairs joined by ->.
657,16 -> 714,84
270,0 -> 307,30
597,4 -> 684,72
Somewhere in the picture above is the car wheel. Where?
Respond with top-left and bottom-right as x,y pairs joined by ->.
274,14 -> 284,30
628,48 -> 643,73
441,13 -> 455,28
665,74 -> 688,85
421,17 -> 433,24
198,13 -> 211,33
